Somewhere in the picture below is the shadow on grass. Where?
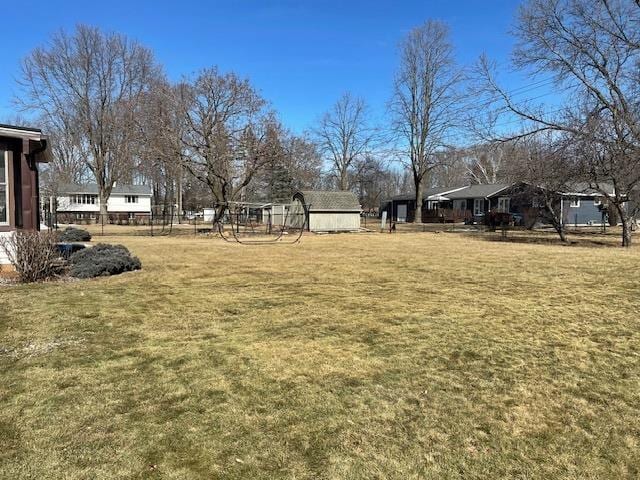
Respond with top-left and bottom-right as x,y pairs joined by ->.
471,231 -> 621,248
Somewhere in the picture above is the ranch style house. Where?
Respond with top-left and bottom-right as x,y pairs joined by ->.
382,182 -> 622,227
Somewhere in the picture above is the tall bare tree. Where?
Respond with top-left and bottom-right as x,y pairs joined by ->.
479,0 -> 640,246
504,134 -> 577,242
17,25 -> 160,218
391,20 -> 463,222
178,68 -> 274,222
137,79 -> 187,218
463,144 -> 510,184
315,92 -> 377,191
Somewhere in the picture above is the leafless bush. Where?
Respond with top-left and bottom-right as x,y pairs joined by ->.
0,231 -> 64,283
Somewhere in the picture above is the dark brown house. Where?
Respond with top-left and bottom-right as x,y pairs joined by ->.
0,123 -> 50,234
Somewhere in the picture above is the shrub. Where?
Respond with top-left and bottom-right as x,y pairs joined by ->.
69,243 -> 141,278
0,231 -> 64,283
484,211 -> 513,230
59,226 -> 92,242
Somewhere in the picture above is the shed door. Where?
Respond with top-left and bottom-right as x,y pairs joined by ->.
397,204 -> 407,222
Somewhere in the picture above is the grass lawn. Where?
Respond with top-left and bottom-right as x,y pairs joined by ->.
1,231 -> 640,479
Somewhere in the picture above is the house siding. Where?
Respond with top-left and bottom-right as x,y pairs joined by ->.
0,231 -> 12,265
308,211 -> 360,232
56,193 -> 152,215
563,197 -> 605,226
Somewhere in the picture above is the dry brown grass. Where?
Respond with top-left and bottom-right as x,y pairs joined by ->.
1,231 -> 639,478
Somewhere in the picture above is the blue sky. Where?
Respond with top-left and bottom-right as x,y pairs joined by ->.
2,0 -> 529,133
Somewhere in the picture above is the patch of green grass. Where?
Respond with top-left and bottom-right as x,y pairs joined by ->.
1,231 -> 640,479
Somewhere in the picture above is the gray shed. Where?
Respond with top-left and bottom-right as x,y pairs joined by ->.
292,190 -> 361,232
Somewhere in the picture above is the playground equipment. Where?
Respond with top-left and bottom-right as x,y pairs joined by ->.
214,201 -> 307,244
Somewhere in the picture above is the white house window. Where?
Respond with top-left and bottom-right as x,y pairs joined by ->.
70,194 -> 97,205
473,198 -> 484,216
569,198 -> 580,208
593,197 -> 602,206
125,195 -> 139,204
497,197 -> 511,213
0,150 -> 8,225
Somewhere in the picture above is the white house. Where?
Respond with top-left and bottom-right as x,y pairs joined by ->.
56,183 -> 152,222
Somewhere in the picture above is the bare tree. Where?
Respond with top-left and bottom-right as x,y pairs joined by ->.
314,92 -> 377,191
391,20 -> 463,222
478,0 -> 640,246
429,149 -> 468,187
283,134 -> 323,191
178,68 -> 274,223
504,135 -> 577,242
463,144 -> 510,184
17,25 -> 160,219
136,79 -> 188,218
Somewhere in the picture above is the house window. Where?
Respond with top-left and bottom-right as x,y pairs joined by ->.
0,150 -> 8,225
497,197 -> 511,213
454,199 -> 466,211
70,194 -> 97,205
569,198 -> 580,208
473,198 -> 484,216
593,197 -> 602,206
125,195 -> 139,204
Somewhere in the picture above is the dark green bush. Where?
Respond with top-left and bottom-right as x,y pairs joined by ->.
59,226 -> 92,242
69,243 -> 141,278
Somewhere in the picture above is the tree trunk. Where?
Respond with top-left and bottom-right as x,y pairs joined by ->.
546,200 -> 567,243
339,169 -> 349,191
414,183 -> 423,223
614,203 -> 632,247
177,174 -> 183,224
621,215 -> 633,247
98,190 -> 108,224
554,222 -> 567,243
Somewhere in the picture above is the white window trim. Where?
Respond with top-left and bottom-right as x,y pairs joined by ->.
0,150 -> 10,226
473,198 -> 484,216
593,197 -> 601,206
570,198 -> 581,208
497,197 -> 511,213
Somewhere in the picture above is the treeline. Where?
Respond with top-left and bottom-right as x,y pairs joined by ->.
15,0 -> 640,246
16,26 -> 408,217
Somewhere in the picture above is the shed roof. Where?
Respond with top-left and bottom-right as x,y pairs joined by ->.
58,183 -> 153,195
445,184 -> 512,199
295,190 -> 361,212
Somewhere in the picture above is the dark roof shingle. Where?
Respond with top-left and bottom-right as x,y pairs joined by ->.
295,190 -> 361,212
58,183 -> 153,195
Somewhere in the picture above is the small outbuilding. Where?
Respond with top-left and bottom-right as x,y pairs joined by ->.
292,190 -> 361,232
